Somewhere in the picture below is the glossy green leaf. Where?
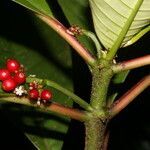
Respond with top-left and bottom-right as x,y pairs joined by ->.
89,0 -> 150,49
13,0 -> 53,17
0,6 -> 72,150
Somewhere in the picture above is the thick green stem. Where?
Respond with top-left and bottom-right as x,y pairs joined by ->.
85,118 -> 107,150
90,62 -> 113,110
84,60 -> 113,150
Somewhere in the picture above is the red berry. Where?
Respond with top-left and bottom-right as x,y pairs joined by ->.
0,69 -> 11,81
6,59 -> 20,72
41,89 -> 52,101
2,78 -> 17,92
14,72 -> 26,85
29,89 -> 39,100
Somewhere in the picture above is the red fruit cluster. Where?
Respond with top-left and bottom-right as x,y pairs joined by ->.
0,59 -> 26,92
0,58 -> 53,105
29,82 -> 52,103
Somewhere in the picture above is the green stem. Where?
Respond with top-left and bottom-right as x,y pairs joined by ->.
106,0 -> 144,60
90,62 -> 113,110
85,118 -> 107,150
124,25 -> 150,47
82,29 -> 103,58
85,60 -> 113,150
27,77 -> 93,111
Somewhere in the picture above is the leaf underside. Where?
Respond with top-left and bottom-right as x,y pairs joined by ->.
89,0 -> 150,49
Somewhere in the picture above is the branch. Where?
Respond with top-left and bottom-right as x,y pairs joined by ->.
27,77 -> 93,111
113,55 -> 150,73
110,75 -> 150,118
103,130 -> 110,150
0,94 -> 88,122
36,14 -> 96,66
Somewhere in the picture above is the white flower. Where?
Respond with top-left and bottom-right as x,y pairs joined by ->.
14,86 -> 27,96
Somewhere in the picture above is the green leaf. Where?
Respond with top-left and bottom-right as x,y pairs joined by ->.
89,0 -> 150,49
58,0 -> 91,28
58,0 -> 97,55
113,70 -> 130,84
12,0 -> 53,17
0,8 -> 72,150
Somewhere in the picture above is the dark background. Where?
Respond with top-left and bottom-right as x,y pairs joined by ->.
0,0 -> 149,150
